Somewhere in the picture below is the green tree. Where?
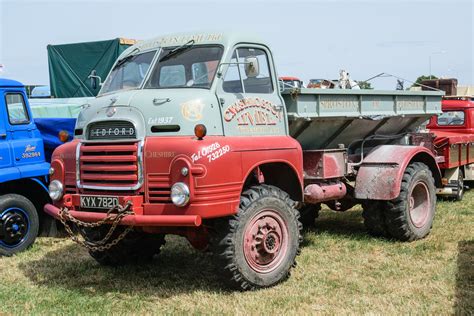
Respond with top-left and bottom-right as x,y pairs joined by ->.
412,75 -> 438,87
357,81 -> 373,89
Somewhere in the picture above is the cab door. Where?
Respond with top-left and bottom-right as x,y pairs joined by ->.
4,91 -> 45,168
0,92 -> 13,171
216,45 -> 287,137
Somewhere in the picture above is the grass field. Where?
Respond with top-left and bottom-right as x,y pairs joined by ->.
0,192 -> 472,315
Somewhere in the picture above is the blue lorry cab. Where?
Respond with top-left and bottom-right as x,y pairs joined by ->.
0,78 -> 51,255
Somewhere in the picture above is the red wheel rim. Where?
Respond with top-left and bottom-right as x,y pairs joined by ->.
243,210 -> 289,274
408,181 -> 431,228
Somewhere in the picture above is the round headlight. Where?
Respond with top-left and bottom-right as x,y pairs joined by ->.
49,180 -> 64,201
170,182 -> 190,207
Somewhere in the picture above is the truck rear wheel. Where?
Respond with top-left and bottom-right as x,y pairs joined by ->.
81,227 -> 166,266
0,194 -> 39,256
211,184 -> 302,290
362,201 -> 388,237
365,162 -> 436,241
299,203 -> 321,229
455,170 -> 465,201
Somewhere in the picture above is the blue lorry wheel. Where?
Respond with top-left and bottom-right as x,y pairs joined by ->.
0,194 -> 39,256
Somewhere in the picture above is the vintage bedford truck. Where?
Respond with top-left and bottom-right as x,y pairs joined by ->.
44,32 -> 444,290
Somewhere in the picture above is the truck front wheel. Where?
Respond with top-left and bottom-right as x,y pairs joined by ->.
81,227 -> 166,266
0,194 -> 39,256
211,184 -> 302,290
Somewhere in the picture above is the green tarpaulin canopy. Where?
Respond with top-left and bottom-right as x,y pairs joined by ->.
47,38 -> 136,98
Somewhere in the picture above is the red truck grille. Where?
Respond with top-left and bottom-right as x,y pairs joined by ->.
77,141 -> 142,190
147,174 -> 172,203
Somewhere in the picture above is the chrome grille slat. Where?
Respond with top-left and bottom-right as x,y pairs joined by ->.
76,140 -> 143,191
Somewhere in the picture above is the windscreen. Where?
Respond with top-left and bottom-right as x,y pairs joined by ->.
145,46 -> 223,89
100,50 -> 156,95
437,111 -> 465,126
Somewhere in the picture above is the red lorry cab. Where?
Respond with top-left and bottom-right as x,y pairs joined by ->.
427,96 -> 474,200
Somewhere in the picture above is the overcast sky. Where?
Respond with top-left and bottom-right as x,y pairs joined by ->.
0,0 -> 473,89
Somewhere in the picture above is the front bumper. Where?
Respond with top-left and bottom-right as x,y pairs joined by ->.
43,203 -> 202,227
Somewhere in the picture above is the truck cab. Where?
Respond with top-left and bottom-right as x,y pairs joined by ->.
427,96 -> 474,200
0,78 -> 51,255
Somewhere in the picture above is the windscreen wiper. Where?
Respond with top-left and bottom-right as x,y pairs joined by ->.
114,48 -> 140,69
159,40 -> 195,62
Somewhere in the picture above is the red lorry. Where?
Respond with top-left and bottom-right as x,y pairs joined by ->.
44,32 -> 445,290
427,95 -> 474,200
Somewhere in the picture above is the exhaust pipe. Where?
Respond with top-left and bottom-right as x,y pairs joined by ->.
304,182 -> 347,204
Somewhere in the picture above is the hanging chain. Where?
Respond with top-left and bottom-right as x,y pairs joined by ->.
58,201 -> 134,252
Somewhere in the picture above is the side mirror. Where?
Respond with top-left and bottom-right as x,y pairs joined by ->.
88,70 -> 102,90
244,56 -> 259,78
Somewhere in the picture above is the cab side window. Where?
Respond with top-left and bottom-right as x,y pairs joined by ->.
222,47 -> 273,94
222,51 -> 243,93
5,93 -> 30,125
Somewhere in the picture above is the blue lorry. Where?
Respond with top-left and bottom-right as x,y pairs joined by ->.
0,78 -> 77,255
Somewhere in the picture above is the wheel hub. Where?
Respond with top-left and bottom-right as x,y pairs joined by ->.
408,182 -> 430,228
0,209 -> 29,247
244,210 -> 288,273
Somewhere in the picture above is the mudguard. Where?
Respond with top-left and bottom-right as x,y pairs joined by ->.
354,145 -> 441,200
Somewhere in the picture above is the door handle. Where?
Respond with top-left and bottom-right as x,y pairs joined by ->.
0,133 -> 6,139
153,98 -> 171,105
273,104 -> 284,111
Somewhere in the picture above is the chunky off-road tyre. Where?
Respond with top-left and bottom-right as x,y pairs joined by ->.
81,227 -> 166,266
384,162 -> 436,241
363,162 -> 436,241
298,203 -> 321,229
211,184 -> 302,290
0,194 -> 39,256
362,201 -> 388,237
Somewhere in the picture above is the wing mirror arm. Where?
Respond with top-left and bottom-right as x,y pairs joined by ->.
216,61 -> 256,78
88,70 -> 103,90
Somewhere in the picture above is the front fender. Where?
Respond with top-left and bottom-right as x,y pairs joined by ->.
354,145 -> 441,200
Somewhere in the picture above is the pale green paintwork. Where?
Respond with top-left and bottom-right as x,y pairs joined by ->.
29,98 -> 93,118
76,31 -> 443,144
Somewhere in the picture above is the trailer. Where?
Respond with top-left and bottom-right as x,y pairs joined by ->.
427,95 -> 474,200
43,32 -> 444,290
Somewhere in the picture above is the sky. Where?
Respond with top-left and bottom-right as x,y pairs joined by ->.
0,0 -> 473,89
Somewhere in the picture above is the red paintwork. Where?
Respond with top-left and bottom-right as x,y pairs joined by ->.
44,203 -> 202,226
47,135 -> 303,227
304,182 -> 346,203
279,76 -> 301,81
427,98 -> 474,169
303,150 -> 346,179
354,145 -> 441,200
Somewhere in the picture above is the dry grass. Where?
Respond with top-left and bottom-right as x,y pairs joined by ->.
0,191 -> 473,315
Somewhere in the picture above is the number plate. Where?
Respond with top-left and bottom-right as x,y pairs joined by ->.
80,195 -> 119,209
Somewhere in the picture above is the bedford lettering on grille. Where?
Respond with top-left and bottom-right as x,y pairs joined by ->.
88,121 -> 136,140
90,127 -> 135,137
